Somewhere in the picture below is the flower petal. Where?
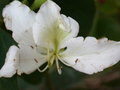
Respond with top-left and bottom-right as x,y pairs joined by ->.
59,15 -> 79,49
33,0 -> 60,45
17,44 -> 47,75
32,0 -> 79,47
61,37 -> 120,74
2,0 -> 35,45
0,45 -> 19,77
61,14 -> 79,38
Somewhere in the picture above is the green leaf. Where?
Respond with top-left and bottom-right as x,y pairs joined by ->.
95,16 -> 120,41
0,77 -> 18,90
115,0 -> 120,7
17,71 -> 44,90
96,0 -> 119,15
51,64 -> 87,90
0,28 -> 18,90
20,71 -> 43,85
22,0 -> 29,5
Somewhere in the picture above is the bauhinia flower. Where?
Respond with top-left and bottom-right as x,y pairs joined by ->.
0,0 -> 120,78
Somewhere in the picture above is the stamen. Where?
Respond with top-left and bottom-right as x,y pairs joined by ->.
47,42 -> 51,66
75,59 -> 79,63
30,45 -> 34,49
47,42 -> 50,62
34,58 -> 48,72
34,58 -> 38,63
48,55 -> 55,67
56,58 -> 62,75
57,55 -> 79,67
37,65 -> 48,72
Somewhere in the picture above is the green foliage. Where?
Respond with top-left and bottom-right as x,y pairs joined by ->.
96,0 -> 119,15
96,16 -> 120,41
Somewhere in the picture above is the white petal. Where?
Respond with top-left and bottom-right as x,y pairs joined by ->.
2,0 -> 35,45
0,45 -> 19,77
32,0 -> 79,47
61,37 -> 120,74
17,44 -> 47,75
59,15 -> 79,49
33,0 -> 60,45
61,14 -> 79,38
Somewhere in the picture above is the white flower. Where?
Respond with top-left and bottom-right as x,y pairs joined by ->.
0,0 -> 120,77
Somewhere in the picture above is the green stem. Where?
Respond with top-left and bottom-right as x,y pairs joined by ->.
46,71 -> 55,90
89,11 -> 99,36
89,0 -> 99,36
22,0 -> 29,5
30,0 -> 47,10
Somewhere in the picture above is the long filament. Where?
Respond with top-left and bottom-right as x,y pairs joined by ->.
57,55 -> 78,67
37,65 -> 48,72
56,58 -> 62,75
47,42 -> 50,62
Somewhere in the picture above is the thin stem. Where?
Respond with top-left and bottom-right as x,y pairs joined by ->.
45,71 -> 55,90
22,0 -> 29,5
37,65 -> 48,72
56,58 -> 62,75
30,0 -> 47,10
89,0 -> 99,36
57,55 -> 77,67
47,42 -> 51,66
89,11 -> 99,36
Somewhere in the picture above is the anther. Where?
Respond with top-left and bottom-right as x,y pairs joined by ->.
35,44 -> 38,47
57,66 -> 63,69
34,58 -> 38,63
13,59 -> 16,61
75,59 -> 79,63
30,45 -> 34,49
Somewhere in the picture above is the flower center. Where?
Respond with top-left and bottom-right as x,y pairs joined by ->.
37,41 -> 77,74
37,22 -> 70,74
46,41 -> 63,74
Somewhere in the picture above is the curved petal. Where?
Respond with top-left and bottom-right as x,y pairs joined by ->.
61,37 -> 120,74
0,45 -> 19,77
2,0 -> 35,45
59,15 -> 79,49
32,0 -> 79,47
61,14 -> 79,38
17,44 -> 47,75
33,0 -> 61,45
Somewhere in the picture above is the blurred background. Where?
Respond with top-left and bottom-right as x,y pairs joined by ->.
0,0 -> 120,90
